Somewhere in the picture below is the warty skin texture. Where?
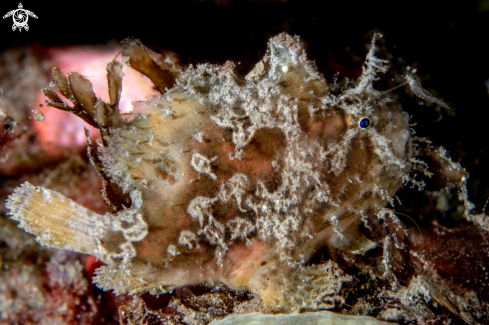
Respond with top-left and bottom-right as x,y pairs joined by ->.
6,33 -> 413,309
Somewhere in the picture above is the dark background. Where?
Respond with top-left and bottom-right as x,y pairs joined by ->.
2,0 -> 489,212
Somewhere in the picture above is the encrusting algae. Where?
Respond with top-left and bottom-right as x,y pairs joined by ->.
5,32 -> 483,320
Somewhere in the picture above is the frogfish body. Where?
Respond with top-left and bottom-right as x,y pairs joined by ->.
6,33 -> 413,307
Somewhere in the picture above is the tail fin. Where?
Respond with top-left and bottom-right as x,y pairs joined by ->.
6,182 -> 102,255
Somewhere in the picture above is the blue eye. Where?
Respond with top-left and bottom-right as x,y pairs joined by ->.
359,117 -> 370,128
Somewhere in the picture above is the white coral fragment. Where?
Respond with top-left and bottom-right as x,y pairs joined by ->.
210,311 -> 395,325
